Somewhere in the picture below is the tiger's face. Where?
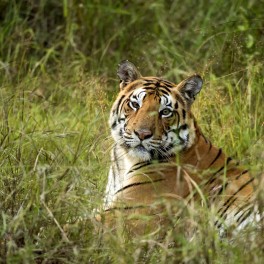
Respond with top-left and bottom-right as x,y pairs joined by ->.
110,61 -> 203,162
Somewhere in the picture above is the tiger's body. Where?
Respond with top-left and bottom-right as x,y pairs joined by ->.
102,61 -> 260,235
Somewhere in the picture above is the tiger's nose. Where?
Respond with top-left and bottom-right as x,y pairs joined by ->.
134,129 -> 153,140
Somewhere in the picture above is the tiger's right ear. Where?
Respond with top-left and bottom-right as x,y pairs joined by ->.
117,60 -> 142,89
177,74 -> 203,107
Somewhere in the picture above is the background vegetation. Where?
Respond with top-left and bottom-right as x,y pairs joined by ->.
0,0 -> 263,263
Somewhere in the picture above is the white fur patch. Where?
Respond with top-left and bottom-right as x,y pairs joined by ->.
128,148 -> 151,161
131,88 -> 146,107
179,128 -> 189,141
159,94 -> 173,111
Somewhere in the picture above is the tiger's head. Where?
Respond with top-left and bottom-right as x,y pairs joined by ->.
109,60 -> 203,162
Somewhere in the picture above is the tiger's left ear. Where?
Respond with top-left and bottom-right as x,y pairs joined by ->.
117,60 -> 142,89
177,74 -> 203,106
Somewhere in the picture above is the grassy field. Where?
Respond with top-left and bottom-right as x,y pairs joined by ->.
0,0 -> 263,263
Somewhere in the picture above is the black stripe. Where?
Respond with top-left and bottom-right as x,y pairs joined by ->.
186,134 -> 189,144
137,90 -> 146,98
128,162 -> 150,174
215,178 -> 254,227
115,95 -> 126,114
215,213 -> 228,229
111,121 -> 117,129
118,99 -> 128,116
174,111 -> 180,127
115,179 -> 165,194
207,141 -> 212,153
160,86 -> 172,93
127,160 -> 167,174
127,164 -> 149,174
144,79 -> 157,83
158,89 -> 169,96
166,102 -> 172,107
142,87 -> 155,91
180,124 -> 188,130
208,157 -> 232,182
207,157 -> 233,185
168,128 -> 178,134
205,156 -> 234,188
111,161 -> 117,186
161,79 -> 174,86
155,81 -> 160,87
217,177 -> 255,216
208,148 -> 222,167
201,133 -> 208,143
143,84 -> 156,89
143,82 -> 153,86
234,201 -> 251,217
175,93 -> 184,105
206,157 -> 234,186
226,157 -> 233,165
235,170 -> 248,180
164,143 -> 174,152
178,135 -> 186,143
105,205 -> 147,212
236,206 -> 250,223
205,166 -> 225,186
215,197 -> 238,228
182,109 -> 186,120
237,210 -> 252,226
132,161 -> 148,168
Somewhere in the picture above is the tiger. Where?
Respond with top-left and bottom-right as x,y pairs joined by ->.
101,60 -> 261,237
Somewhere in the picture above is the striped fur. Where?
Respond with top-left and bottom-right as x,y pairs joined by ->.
102,61 -> 261,235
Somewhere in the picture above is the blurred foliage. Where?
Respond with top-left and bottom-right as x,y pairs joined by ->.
0,0 -> 263,80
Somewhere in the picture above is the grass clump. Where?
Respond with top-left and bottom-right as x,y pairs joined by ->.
0,0 -> 263,263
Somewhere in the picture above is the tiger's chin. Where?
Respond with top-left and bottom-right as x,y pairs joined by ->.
127,146 -> 152,162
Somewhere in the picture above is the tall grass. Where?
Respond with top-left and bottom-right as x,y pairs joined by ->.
0,0 -> 263,263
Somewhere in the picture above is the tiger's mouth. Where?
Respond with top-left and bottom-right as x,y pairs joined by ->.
122,140 -> 152,161
135,144 -> 148,152
128,145 -> 152,161
127,142 -> 172,161
121,131 -> 175,161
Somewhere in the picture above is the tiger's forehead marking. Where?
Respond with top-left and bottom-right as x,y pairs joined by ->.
130,78 -> 175,96
160,94 -> 172,107
130,86 -> 174,109
125,77 -> 175,92
130,88 -> 147,107
119,77 -> 177,113
143,77 -> 175,88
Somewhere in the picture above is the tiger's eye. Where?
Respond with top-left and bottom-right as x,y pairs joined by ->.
161,108 -> 172,117
129,101 -> 140,110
